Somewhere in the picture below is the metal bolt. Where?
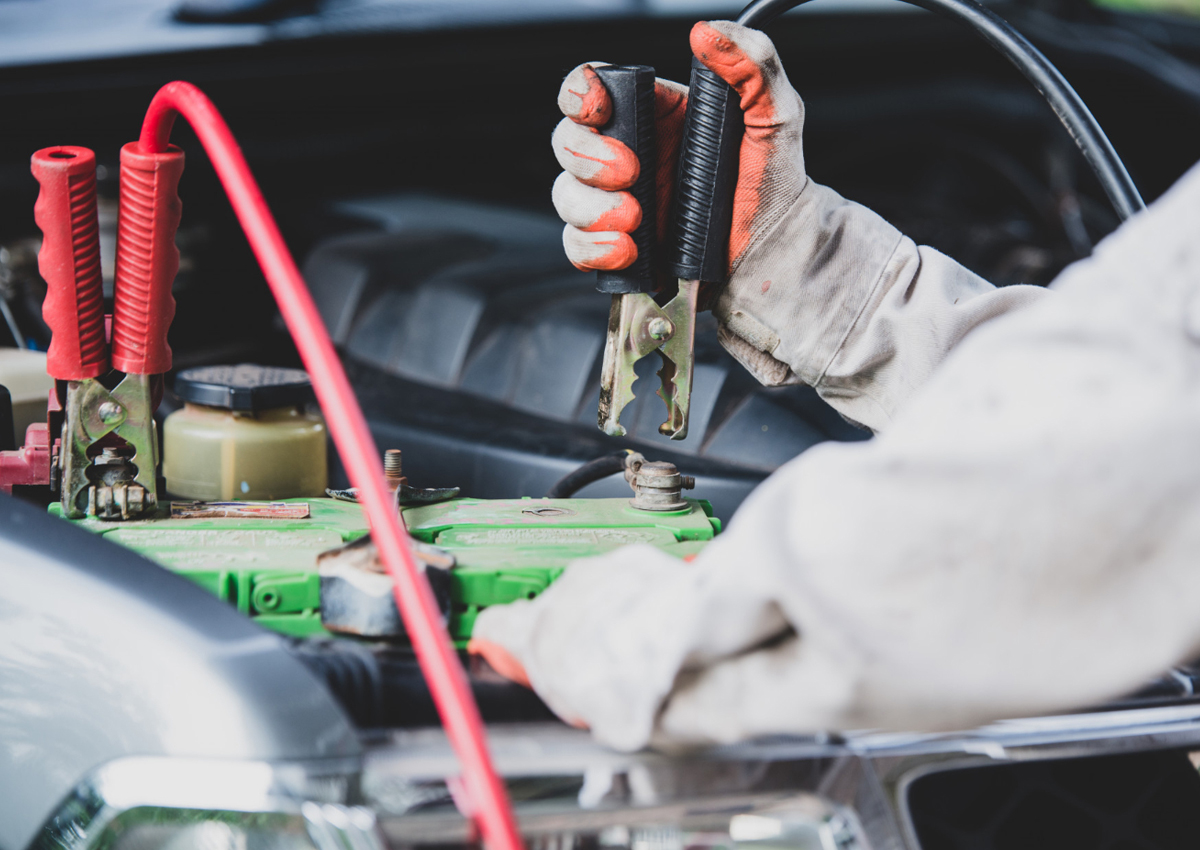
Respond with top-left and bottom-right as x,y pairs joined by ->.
383,449 -> 408,493
97,401 -> 122,424
647,317 -> 674,340
95,447 -> 124,464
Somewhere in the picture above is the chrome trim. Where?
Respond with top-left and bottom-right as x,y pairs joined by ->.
364,706 -> 1200,850
37,703 -> 1200,850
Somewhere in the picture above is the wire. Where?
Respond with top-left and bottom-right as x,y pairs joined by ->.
546,451 -> 631,498
0,297 -> 26,350
736,0 -> 1146,221
137,82 -> 522,850
1007,7 -> 1200,111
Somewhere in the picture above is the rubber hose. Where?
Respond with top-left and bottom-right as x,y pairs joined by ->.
546,452 -> 630,498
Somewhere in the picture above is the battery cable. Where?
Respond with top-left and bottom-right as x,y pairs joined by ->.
136,80 -> 523,850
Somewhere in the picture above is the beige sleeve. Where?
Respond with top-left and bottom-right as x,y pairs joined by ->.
714,181 -> 1047,432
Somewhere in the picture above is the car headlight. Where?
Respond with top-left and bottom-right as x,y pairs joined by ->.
32,757 -> 374,850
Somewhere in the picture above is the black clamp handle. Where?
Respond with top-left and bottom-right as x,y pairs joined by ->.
669,57 -> 743,284
594,65 -> 658,295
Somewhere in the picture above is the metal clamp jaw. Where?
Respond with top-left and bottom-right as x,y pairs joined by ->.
60,374 -> 159,520
590,65 -> 702,444
596,49 -> 745,443
598,279 -> 699,440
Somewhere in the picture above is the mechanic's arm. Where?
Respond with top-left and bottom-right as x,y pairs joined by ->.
552,21 -> 1046,432
476,157 -> 1200,750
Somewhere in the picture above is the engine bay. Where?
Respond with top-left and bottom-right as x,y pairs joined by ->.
0,0 -> 1197,705
2,0 -> 1200,728
5,3 -> 1200,848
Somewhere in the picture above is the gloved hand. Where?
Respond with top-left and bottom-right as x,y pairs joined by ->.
553,21 -> 804,277
554,21 -> 1044,433
552,59 -> 687,270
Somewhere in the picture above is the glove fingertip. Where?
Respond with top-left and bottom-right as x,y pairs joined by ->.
553,119 -> 641,190
690,21 -> 793,128
588,137 -> 641,190
590,233 -> 638,271
560,64 -> 613,126
691,21 -> 775,84
581,192 -> 642,234
563,226 -> 638,271
689,21 -> 739,72
467,638 -> 532,689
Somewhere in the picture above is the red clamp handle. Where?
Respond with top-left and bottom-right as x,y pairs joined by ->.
111,141 -> 184,376
31,146 -> 108,381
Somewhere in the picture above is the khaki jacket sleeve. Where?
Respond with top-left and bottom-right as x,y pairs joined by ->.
715,181 -> 1047,432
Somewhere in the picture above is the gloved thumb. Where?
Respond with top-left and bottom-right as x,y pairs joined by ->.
690,20 -> 807,268
690,21 -> 805,141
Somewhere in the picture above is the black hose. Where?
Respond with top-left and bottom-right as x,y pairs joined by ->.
546,451 -> 630,498
0,386 -> 12,452
1008,8 -> 1200,112
290,639 -> 556,728
736,0 -> 1145,221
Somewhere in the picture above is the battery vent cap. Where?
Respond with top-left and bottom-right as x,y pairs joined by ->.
174,363 -> 314,412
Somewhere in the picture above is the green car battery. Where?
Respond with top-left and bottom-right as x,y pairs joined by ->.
404,497 -> 720,641
51,496 -> 720,643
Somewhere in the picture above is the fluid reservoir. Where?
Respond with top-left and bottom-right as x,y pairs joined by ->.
0,349 -> 54,441
163,364 -> 327,500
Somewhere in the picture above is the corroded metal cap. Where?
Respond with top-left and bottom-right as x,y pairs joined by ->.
627,459 -> 695,512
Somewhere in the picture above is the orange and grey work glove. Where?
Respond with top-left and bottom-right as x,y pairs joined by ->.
554,21 -> 1042,433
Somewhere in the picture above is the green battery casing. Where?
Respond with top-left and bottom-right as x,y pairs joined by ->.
51,496 -> 720,644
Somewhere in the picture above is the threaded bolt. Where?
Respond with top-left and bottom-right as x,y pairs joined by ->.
383,449 -> 407,492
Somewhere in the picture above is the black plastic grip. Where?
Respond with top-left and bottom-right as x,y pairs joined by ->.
594,65 -> 657,295
670,57 -> 743,283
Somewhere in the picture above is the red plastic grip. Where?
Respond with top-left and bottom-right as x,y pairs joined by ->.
31,146 -> 108,381
111,141 -> 184,375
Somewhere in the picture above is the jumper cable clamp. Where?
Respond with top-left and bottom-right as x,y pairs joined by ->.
32,142 -> 183,520
594,56 -> 742,443
593,65 -> 698,441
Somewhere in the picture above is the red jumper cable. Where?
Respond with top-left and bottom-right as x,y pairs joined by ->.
136,82 -> 522,850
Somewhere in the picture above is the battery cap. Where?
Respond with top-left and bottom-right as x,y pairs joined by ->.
174,363 -> 315,412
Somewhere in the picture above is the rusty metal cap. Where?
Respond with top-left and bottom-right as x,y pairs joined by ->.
629,460 -> 694,512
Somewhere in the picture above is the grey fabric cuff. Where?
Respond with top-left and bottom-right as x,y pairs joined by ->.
713,181 -> 905,389
714,180 -> 1048,432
